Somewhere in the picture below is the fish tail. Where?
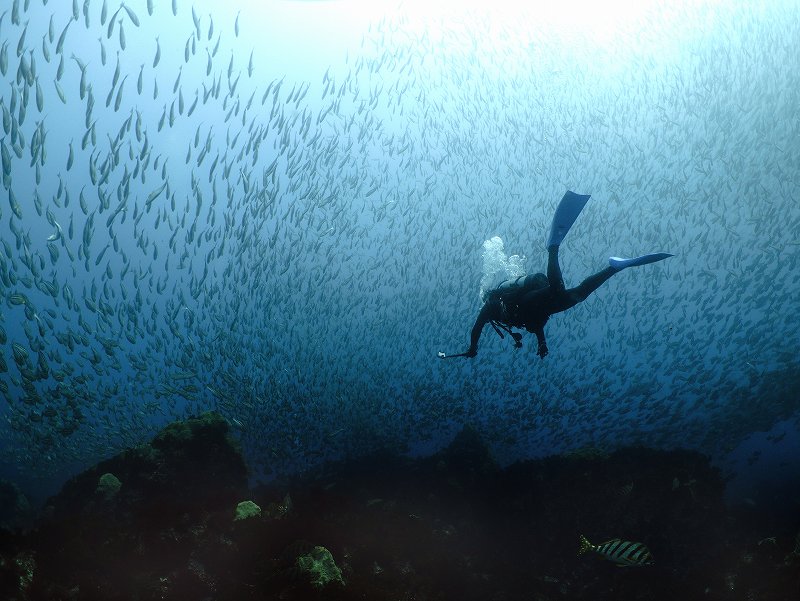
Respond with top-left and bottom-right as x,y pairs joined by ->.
578,535 -> 593,555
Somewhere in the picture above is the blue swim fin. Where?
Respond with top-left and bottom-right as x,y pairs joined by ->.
609,253 -> 674,271
547,191 -> 591,248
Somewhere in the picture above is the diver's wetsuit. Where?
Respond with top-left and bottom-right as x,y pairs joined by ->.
466,246 -> 617,358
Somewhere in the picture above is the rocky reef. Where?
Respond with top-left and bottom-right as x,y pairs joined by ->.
0,416 -> 797,600
0,479 -> 32,531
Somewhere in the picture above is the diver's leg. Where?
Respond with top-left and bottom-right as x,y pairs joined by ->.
571,267 -> 617,302
546,246 -> 565,294
549,266 -> 618,314
550,253 -> 674,314
517,247 -> 568,313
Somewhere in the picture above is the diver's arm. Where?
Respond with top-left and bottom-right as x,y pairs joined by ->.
438,302 -> 497,360
533,325 -> 548,358
465,304 -> 494,357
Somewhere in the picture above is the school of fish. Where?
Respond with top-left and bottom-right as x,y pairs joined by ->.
0,0 -> 798,486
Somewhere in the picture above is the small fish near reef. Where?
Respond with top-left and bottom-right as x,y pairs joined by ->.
578,535 -> 654,567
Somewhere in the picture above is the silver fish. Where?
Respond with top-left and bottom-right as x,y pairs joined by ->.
56,18 -> 71,55
122,3 -> 140,27
153,37 -> 160,68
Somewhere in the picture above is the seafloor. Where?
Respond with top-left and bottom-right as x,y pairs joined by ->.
0,412 -> 797,601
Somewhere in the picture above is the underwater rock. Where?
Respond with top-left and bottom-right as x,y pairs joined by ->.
6,423 -> 798,600
564,446 -> 611,461
441,425 -> 496,470
436,424 -> 499,491
95,473 -> 122,500
0,528 -> 35,601
296,545 -> 345,589
234,500 -> 261,521
0,479 -> 32,531
24,412 -> 248,600
44,411 -> 247,521
264,493 -> 293,520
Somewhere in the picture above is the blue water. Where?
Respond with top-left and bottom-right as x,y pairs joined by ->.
0,0 -> 798,509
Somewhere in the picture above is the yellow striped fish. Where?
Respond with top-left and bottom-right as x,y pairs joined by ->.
578,535 -> 654,566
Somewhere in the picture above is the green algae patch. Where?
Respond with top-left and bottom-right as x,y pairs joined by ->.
296,546 -> 344,589
95,473 -> 122,499
234,500 -> 261,521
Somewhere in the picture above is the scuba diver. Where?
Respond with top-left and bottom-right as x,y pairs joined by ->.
438,191 -> 673,360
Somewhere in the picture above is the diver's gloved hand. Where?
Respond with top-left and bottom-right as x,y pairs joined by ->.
465,348 -> 477,358
537,342 -> 548,359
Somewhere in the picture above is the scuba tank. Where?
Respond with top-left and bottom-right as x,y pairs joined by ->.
483,273 -> 548,303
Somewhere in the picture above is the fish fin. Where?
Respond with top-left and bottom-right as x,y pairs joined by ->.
578,534 -> 593,555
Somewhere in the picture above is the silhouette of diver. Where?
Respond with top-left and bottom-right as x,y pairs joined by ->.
438,191 -> 673,360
